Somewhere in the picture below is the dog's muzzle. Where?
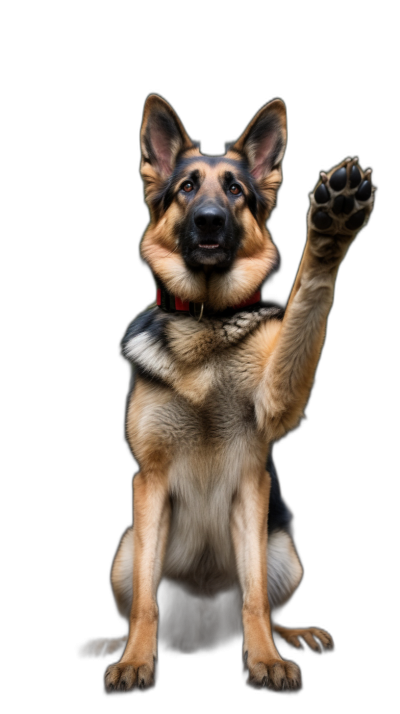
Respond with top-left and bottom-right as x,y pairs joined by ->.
182,201 -> 237,269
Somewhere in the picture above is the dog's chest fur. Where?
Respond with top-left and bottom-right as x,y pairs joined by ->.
122,304 -> 284,591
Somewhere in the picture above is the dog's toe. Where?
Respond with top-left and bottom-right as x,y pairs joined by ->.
248,659 -> 301,691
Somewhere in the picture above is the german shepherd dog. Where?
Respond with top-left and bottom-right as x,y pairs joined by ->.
104,95 -> 375,692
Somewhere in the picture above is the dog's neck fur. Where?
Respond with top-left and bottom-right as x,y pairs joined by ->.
122,303 -> 285,392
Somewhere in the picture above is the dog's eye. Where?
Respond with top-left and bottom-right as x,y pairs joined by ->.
229,184 -> 242,195
182,181 -> 194,193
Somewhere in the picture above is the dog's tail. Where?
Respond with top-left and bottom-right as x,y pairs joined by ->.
80,635 -> 127,657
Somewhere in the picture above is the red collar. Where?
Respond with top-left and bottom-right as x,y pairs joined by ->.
156,284 -> 261,316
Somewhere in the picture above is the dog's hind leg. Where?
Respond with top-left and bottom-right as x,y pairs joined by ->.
267,530 -> 333,653
273,624 -> 333,652
79,528 -> 134,657
111,526 -> 134,619
267,529 -> 303,608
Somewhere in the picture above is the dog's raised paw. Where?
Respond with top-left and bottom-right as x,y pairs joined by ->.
104,661 -> 154,692
248,659 -> 301,691
310,157 -> 375,238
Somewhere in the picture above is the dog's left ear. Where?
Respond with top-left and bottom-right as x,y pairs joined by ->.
140,94 -> 195,179
229,99 -> 287,180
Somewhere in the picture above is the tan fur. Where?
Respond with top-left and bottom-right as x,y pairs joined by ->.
141,223 -> 279,310
140,162 -> 280,308
230,469 -> 301,687
106,470 -> 171,690
273,624 -> 333,651
105,97 -> 375,692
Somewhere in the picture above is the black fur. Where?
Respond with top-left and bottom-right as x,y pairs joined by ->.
267,448 -> 292,534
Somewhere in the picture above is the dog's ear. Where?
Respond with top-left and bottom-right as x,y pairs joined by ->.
140,95 -> 195,179
229,99 -> 287,180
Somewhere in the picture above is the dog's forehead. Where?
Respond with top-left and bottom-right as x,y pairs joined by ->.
176,154 -> 246,181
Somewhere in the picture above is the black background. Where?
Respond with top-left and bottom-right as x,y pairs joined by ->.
62,36 -> 391,711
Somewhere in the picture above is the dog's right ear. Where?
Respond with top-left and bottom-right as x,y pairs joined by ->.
140,95 -> 195,182
228,99 -> 287,182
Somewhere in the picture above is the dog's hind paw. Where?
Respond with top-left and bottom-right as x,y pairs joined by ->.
248,658 -> 302,691
273,624 -> 334,652
309,157 -> 375,239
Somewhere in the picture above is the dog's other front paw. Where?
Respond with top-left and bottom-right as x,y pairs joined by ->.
104,660 -> 154,692
248,657 -> 302,691
309,157 -> 375,240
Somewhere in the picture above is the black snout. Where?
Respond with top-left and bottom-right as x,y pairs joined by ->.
181,199 -> 240,269
194,204 -> 226,233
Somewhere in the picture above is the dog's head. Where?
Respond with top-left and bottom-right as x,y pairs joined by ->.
140,95 -> 287,310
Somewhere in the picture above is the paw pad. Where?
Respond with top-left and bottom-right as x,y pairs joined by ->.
329,166 -> 347,191
332,195 -> 354,215
315,183 -> 330,204
313,211 -> 333,230
349,165 -> 361,187
310,157 -> 375,236
345,209 -> 365,230
355,180 -> 372,201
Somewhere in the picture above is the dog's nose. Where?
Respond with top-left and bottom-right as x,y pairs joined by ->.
194,205 -> 226,233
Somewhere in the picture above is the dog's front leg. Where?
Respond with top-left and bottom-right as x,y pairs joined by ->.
231,469 -> 301,690
105,470 -> 170,691
256,158 -> 375,439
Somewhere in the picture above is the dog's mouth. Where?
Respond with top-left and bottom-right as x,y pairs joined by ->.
189,240 -> 229,267
180,224 -> 241,270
